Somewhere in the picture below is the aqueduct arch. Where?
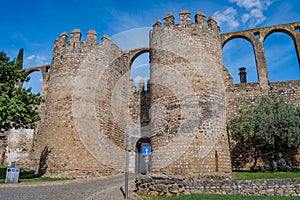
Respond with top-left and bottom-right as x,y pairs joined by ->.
221,22 -> 300,89
24,64 -> 51,97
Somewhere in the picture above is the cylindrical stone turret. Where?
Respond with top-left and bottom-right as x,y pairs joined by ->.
149,11 -> 232,179
32,30 -> 127,177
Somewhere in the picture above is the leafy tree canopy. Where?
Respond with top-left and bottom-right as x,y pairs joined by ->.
228,95 -> 300,171
0,50 -> 41,131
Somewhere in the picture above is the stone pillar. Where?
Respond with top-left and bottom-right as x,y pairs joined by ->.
253,39 -> 270,90
40,65 -> 50,98
295,31 -> 300,67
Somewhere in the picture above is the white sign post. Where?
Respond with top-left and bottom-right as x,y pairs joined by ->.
125,128 -> 130,199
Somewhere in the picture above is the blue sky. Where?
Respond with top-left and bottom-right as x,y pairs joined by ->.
1,0 -> 299,93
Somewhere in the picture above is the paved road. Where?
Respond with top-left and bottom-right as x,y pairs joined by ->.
0,174 -> 141,200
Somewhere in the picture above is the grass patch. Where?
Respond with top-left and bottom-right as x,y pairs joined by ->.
233,170 -> 300,180
142,193 -> 300,200
0,165 -> 72,183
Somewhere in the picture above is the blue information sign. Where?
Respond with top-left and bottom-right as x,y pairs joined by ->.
142,146 -> 151,156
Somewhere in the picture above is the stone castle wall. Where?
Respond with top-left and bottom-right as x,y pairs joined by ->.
220,20 -> 300,171
135,175 -> 300,197
2,10 -> 299,178
226,80 -> 300,170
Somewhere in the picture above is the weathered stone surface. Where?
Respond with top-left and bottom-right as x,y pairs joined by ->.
135,175 -> 300,196
5,128 -> 34,167
1,10 -> 299,179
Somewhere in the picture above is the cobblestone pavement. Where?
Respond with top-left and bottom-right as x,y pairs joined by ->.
0,174 -> 141,200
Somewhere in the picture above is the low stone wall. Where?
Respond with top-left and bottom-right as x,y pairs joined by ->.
134,175 -> 300,197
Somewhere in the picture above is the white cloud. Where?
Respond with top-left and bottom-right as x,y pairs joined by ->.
242,9 -> 266,27
25,54 -> 48,66
213,7 -> 240,30
228,0 -> 274,28
229,0 -> 273,10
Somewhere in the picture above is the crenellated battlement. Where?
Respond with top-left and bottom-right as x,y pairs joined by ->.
70,29 -> 81,43
163,13 -> 175,27
153,10 -> 220,35
179,10 -> 191,25
54,29 -> 113,50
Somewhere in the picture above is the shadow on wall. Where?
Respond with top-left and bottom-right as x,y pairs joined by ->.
36,146 -> 52,177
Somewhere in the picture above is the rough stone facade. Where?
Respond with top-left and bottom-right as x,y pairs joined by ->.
149,11 -> 231,177
226,80 -> 300,170
3,10 -> 299,178
135,175 -> 300,197
5,129 -> 34,167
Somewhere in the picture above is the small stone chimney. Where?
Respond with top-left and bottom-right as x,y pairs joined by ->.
239,67 -> 247,83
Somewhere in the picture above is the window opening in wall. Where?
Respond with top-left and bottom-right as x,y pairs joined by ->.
215,150 -> 219,172
254,32 -> 260,39
295,27 -> 300,32
46,66 -> 51,72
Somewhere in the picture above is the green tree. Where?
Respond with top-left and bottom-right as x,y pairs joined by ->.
228,95 -> 300,172
0,50 -> 41,131
16,48 -> 24,70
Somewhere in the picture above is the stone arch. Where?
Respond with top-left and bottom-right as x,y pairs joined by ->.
23,69 -> 43,95
25,68 -> 40,75
24,64 -> 51,97
125,47 -> 150,70
222,36 -> 258,83
263,28 -> 296,42
221,30 -> 271,89
264,31 -> 299,82
221,33 -> 255,49
221,22 -> 300,90
263,28 -> 300,68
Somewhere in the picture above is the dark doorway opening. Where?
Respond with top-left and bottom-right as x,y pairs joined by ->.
136,137 -> 151,174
